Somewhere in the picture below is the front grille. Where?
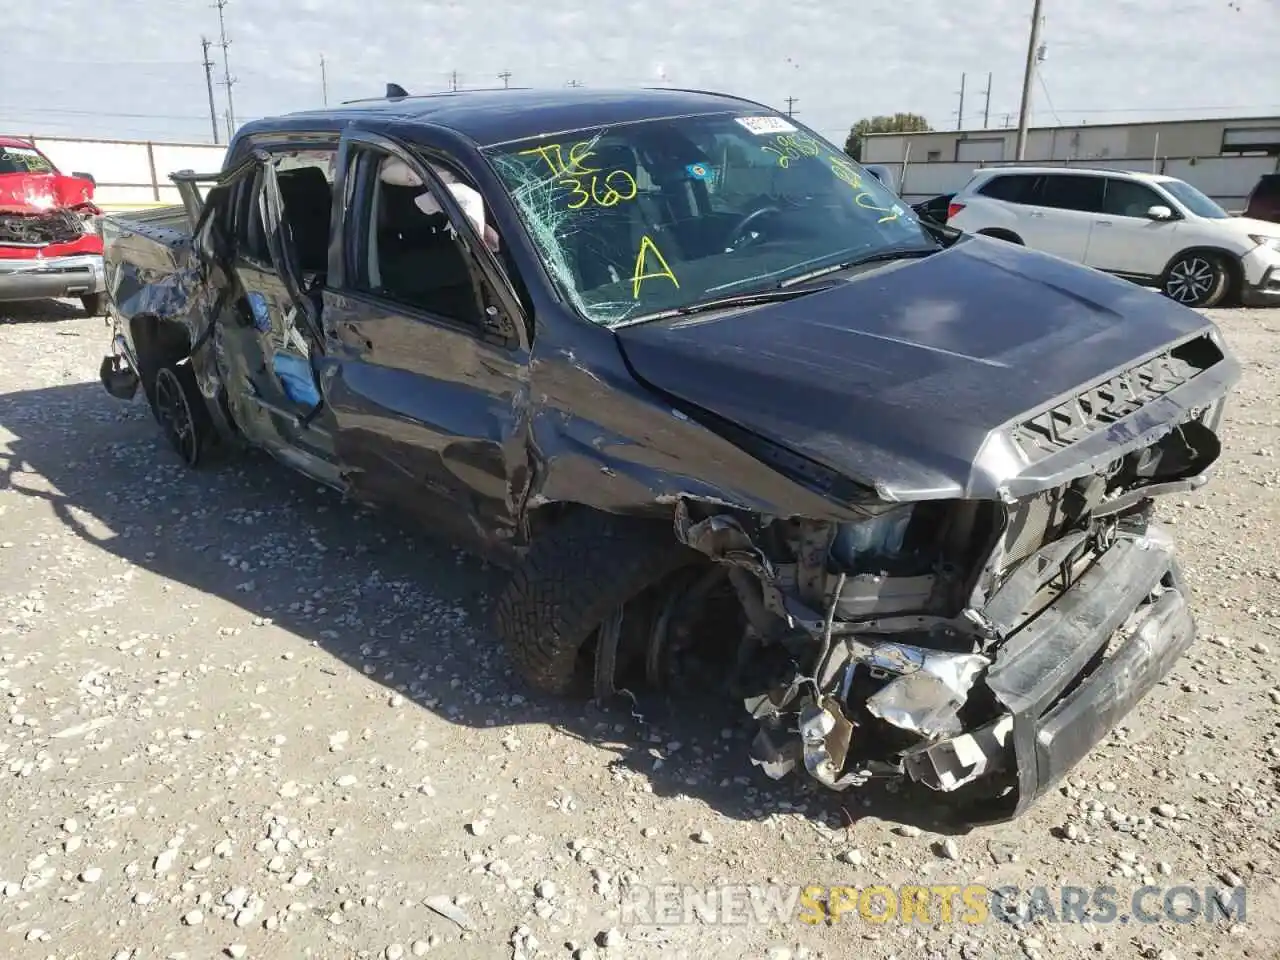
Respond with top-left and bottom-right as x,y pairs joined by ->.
0,210 -> 84,246
1012,334 -> 1222,461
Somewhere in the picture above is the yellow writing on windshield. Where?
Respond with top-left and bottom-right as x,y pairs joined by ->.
856,192 -> 901,224
632,235 -> 679,299
829,156 -> 900,224
559,169 -> 639,209
761,132 -> 822,168
518,140 -> 600,177
521,139 -> 639,210
828,156 -> 864,189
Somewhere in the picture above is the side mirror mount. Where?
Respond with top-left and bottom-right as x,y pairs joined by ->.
72,171 -> 96,186
1146,204 -> 1174,221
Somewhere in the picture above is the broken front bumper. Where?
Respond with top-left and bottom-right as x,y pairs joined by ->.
0,253 -> 105,303
904,531 -> 1193,821
746,527 -> 1195,822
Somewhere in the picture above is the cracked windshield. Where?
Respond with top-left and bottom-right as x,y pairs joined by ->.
486,112 -> 936,326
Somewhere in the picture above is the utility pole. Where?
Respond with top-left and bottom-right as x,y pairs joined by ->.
566,79 -> 582,87
956,73 -> 967,131
784,96 -> 798,117
320,54 -> 328,105
449,70 -> 459,92
982,71 -> 993,129
498,70 -> 512,88
212,0 -> 236,139
1015,0 -> 1045,160
201,37 -> 220,144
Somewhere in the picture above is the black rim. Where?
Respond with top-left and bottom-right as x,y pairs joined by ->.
154,367 -> 198,465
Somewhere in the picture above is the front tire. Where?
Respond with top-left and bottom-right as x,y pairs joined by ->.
494,511 -> 698,696
81,292 -> 108,316
1163,253 -> 1228,308
151,362 -> 212,468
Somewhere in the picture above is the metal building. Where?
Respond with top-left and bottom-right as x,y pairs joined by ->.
861,116 -> 1280,209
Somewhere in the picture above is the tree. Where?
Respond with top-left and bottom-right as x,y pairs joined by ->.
844,113 -> 932,161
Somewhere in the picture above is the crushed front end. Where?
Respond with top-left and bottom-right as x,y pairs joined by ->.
673,331 -> 1237,821
0,173 -> 105,306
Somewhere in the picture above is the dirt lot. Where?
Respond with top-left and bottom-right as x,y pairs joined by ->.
0,300 -> 1277,960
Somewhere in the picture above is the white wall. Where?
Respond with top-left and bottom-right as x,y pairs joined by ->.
30,136 -> 227,210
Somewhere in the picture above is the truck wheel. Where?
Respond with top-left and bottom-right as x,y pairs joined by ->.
81,292 -> 108,316
152,362 -> 213,468
1163,253 -> 1228,308
494,511 -> 699,696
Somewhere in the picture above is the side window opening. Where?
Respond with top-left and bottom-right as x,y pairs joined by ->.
352,148 -> 500,329
978,174 -> 1037,204
1036,174 -> 1105,213
272,150 -> 337,282
1102,179 -> 1163,218
227,149 -> 338,274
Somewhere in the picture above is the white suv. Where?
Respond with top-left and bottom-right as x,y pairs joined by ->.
946,166 -> 1280,308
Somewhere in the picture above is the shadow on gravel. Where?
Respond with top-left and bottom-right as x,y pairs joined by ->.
0,299 -> 90,324
0,381 -> 966,834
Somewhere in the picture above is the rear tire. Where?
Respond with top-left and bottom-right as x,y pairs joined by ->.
151,362 -> 213,468
81,292 -> 108,316
1163,253 -> 1228,308
494,511 -> 699,696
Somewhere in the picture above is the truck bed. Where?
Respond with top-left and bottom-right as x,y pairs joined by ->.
101,206 -> 193,282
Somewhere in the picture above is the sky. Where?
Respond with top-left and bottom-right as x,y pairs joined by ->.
2,0 -> 1279,146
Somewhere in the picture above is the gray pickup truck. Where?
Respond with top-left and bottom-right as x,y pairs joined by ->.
98,85 -> 1239,821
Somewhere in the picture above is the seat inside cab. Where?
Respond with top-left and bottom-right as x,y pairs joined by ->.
368,156 -> 482,321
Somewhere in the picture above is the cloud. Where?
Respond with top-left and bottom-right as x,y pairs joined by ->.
0,0 -> 1276,143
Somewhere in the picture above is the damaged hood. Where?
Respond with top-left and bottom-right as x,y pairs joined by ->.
0,172 -> 96,214
614,237 -> 1231,502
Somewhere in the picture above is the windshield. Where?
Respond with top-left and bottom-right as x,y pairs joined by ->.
0,145 -> 56,175
485,112 -> 936,326
1161,179 -> 1229,219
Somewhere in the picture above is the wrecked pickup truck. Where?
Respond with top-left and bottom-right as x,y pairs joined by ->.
0,137 -> 107,315
99,86 -> 1239,821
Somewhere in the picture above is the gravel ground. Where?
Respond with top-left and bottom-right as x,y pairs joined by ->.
0,299 -> 1278,960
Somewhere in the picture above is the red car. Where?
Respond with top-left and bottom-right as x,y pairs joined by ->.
0,137 -> 107,315
1244,173 -> 1280,224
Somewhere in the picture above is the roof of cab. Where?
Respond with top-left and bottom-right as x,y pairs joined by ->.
232,86 -> 769,150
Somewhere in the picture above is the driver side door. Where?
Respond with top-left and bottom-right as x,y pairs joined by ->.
316,128 -> 534,556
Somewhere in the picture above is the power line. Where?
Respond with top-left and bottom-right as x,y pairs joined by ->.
201,37 -> 220,144
212,0 -> 237,139
1036,72 -> 1064,126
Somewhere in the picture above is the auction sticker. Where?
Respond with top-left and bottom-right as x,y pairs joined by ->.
735,116 -> 797,135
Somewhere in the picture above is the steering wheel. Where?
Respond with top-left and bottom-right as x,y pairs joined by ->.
725,206 -> 782,251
